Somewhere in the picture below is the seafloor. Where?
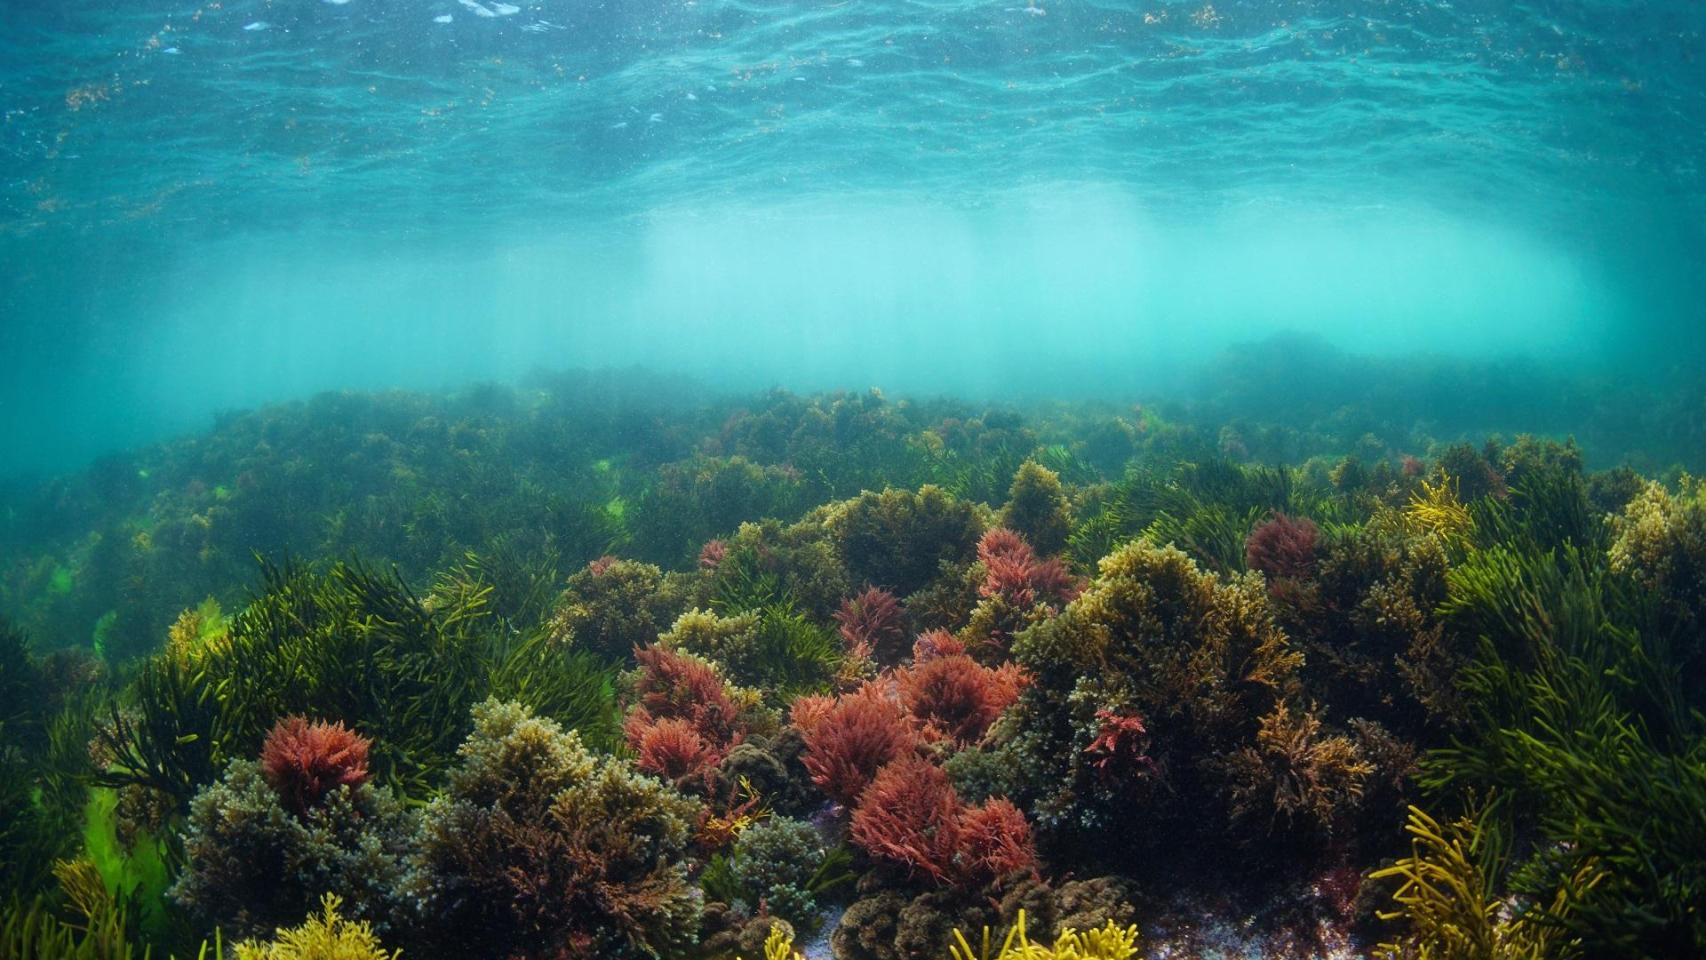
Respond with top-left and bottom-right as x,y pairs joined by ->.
2,366 -> 1703,960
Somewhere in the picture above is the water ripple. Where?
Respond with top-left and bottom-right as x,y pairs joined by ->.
0,0 -> 1700,239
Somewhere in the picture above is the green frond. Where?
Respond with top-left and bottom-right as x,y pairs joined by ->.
1142,504 -> 1260,575
1,893 -> 143,960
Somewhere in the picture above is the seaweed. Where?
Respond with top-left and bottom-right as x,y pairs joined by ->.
232,893 -> 400,960
997,462 -> 1073,558
96,557 -> 621,814
4,379 -> 1705,960
830,487 -> 985,599
727,817 -> 829,928
1370,804 -> 1578,960
1003,540 -> 1317,864
1,620 -> 93,900
171,758 -> 415,942
1413,520 -> 1706,956
410,699 -> 703,960
946,910 -> 1140,960
0,891 -> 143,960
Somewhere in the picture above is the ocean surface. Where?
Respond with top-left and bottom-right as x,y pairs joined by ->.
3,0 -> 1704,470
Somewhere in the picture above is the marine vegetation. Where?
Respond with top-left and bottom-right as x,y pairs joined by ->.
724,816 -> 831,929
233,893 -> 400,960
1371,461 -> 1706,958
947,910 -> 1141,960
1,379 -> 1702,959
410,698 -> 702,960
172,746 -> 414,941
850,754 -> 1037,888
258,717 -> 373,817
93,557 -> 621,814
1001,539 -> 1338,862
1369,805 -> 1578,960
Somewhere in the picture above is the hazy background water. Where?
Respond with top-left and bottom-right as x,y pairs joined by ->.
3,0 -> 1703,477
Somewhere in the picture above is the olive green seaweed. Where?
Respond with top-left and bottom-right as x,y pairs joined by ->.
1413,516 -> 1706,957
96,558 -> 621,815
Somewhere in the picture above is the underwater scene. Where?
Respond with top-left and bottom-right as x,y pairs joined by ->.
4,1 -> 1706,958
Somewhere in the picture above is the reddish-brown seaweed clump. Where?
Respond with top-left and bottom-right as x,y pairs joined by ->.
259,715 -> 372,816
850,754 -> 1037,887
835,585 -> 909,665
1245,511 -> 1321,583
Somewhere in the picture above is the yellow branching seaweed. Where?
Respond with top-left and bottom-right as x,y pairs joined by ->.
52,857 -> 113,930
948,910 -> 1141,960
0,894 -> 137,960
1406,478 -> 1473,547
234,894 -> 400,960
1371,806 -> 1583,960
165,597 -> 230,665
737,924 -> 801,960
1608,474 -> 1706,576
697,776 -> 770,848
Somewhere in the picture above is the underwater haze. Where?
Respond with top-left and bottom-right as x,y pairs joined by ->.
4,0 -> 1705,475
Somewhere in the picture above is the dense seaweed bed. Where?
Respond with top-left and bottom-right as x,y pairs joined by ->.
3,369 -> 1703,960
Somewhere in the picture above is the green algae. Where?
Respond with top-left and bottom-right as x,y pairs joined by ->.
80,788 -> 172,940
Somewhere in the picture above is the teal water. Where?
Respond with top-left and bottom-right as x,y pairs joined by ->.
3,0 -> 1704,474
7,8 -> 1706,954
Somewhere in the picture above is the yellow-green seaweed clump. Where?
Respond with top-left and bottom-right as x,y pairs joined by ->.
947,910 -> 1140,960
234,893 -> 400,960
998,461 -> 1073,557
1370,806 -> 1584,960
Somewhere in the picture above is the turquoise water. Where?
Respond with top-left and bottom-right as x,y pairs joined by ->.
7,7 -> 1706,956
3,0 -> 1704,473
